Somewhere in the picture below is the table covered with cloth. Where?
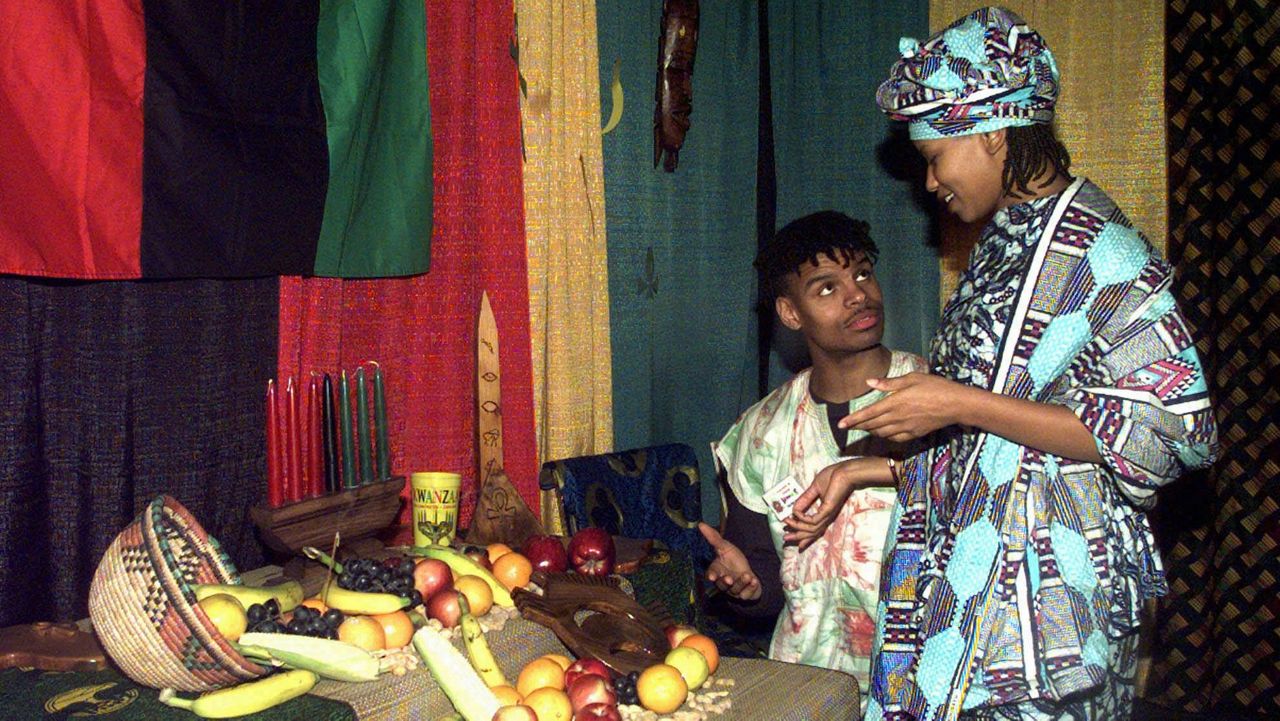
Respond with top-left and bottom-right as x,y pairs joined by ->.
313,616 -> 860,721
10,615 -> 857,720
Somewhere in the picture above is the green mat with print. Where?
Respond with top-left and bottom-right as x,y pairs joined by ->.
0,667 -> 355,721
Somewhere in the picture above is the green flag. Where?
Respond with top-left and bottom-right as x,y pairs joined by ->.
316,0 -> 433,277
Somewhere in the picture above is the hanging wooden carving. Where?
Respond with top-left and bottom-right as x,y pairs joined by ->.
653,0 -> 700,172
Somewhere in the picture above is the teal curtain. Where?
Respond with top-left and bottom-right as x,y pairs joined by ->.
767,1 -> 936,384
600,1 -> 933,520
598,1 -> 761,521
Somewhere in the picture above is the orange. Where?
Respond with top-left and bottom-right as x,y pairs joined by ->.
454,574 -> 495,616
486,543 -> 514,564
515,656 -> 565,697
636,663 -> 688,713
539,653 -> 572,671
371,610 -> 415,649
491,684 -> 523,706
492,552 -> 533,591
298,597 -> 328,614
336,615 -> 386,652
523,687 -> 572,721
678,633 -> 720,674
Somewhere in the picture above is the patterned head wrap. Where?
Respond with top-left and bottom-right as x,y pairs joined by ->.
875,7 -> 1059,140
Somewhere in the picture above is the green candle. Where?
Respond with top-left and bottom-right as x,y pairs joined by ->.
355,367 -> 374,485
339,370 -> 356,489
373,364 -> 389,481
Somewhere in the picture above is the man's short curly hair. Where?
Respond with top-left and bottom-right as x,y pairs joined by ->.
754,210 -> 879,302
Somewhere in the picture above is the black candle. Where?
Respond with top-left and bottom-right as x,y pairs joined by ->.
322,373 -> 339,493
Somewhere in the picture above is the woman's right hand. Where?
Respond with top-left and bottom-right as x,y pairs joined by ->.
783,457 -> 894,550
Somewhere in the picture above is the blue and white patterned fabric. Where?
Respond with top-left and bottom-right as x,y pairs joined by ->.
875,7 -> 1059,140
539,443 -> 712,567
867,179 -> 1218,721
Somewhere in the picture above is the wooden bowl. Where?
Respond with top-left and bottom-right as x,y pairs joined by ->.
248,476 -> 405,557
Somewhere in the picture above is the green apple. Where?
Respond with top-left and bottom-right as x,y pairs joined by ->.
664,646 -> 710,691
198,592 -> 248,642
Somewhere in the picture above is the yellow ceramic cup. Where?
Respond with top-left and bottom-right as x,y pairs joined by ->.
410,471 -> 462,546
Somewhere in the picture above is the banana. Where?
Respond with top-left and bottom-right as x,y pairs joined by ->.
158,669 -> 317,718
411,546 -> 514,607
320,582 -> 409,615
458,599 -> 506,687
192,581 -> 304,614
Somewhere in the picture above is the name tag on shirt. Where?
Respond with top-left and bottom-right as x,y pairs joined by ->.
763,476 -> 806,521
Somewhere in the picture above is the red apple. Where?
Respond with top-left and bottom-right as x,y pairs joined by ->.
413,558 -> 454,601
492,704 -> 538,721
460,544 -> 493,571
567,675 -> 618,712
425,588 -> 463,628
664,623 -> 698,648
564,657 -> 612,689
522,534 -> 569,574
567,528 -> 615,576
573,702 -> 622,721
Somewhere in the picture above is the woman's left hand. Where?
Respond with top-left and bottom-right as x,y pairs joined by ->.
840,372 -> 973,442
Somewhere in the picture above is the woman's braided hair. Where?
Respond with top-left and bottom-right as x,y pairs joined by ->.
1003,124 -> 1072,196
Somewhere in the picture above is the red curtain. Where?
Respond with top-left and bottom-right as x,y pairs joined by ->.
278,1 -> 536,533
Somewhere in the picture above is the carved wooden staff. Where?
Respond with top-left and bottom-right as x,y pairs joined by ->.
467,291 -> 541,547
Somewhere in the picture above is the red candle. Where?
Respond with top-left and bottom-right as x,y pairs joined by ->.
286,376 -> 302,503
307,374 -> 323,498
266,379 -> 283,508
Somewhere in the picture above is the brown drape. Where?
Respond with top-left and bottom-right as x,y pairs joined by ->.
1150,0 -> 1279,715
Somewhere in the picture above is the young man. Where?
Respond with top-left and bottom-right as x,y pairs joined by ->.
702,210 -> 927,691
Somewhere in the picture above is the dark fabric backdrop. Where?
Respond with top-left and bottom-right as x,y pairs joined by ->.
0,277 -> 278,627
1150,0 -> 1279,715
766,0 -> 936,386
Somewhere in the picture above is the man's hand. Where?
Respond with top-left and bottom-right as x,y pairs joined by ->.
783,456 -> 895,550
698,522 -> 761,601
839,372 -> 972,442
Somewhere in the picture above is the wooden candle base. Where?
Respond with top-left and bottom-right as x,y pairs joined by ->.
249,476 -> 405,558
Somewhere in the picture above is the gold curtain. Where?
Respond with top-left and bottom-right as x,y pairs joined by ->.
516,0 -> 614,465
929,1 -> 1167,304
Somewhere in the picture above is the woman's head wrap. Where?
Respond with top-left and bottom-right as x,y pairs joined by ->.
876,7 -> 1059,140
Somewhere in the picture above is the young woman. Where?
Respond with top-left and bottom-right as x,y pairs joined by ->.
784,8 -> 1218,721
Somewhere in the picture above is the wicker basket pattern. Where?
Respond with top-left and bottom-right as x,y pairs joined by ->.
88,495 -> 268,691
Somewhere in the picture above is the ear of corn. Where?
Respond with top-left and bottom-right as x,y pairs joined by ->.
412,625 -> 502,721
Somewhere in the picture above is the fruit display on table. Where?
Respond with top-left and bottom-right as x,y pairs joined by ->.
160,531 -> 731,720
471,634 -> 730,720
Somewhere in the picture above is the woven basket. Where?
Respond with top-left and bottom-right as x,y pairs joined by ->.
88,495 -> 268,691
